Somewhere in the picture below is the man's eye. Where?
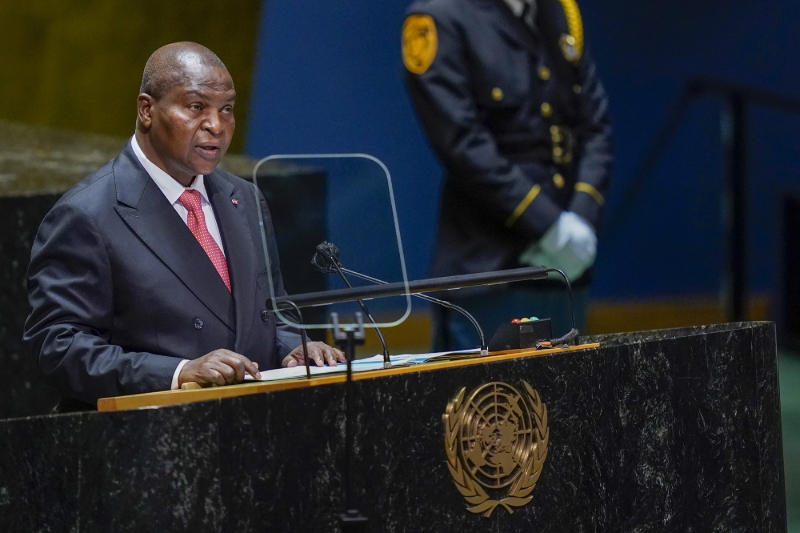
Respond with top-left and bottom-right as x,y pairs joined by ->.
189,104 -> 202,111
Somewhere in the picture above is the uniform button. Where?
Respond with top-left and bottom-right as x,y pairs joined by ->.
540,102 -> 553,117
193,318 -> 204,330
537,66 -> 551,80
261,310 -> 270,322
573,84 -> 582,94
491,87 -> 504,101
553,173 -> 565,189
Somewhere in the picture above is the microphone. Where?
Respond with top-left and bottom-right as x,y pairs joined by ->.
312,241 -> 488,356
312,242 -> 392,368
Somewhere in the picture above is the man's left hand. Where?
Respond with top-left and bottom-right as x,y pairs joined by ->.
282,341 -> 346,368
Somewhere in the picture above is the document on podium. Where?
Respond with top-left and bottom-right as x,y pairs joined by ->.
244,349 -> 480,382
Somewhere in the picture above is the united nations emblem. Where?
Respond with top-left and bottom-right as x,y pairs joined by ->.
402,14 -> 438,75
443,381 -> 548,517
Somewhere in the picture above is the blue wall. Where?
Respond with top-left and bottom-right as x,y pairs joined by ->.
246,0 -> 800,302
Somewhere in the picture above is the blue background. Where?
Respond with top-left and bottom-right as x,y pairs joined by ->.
245,0 -> 800,302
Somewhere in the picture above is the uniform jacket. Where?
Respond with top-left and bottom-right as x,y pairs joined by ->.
23,141 -> 301,406
404,0 -> 613,279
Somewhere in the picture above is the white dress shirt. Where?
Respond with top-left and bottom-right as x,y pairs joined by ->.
504,0 -> 536,26
130,135 -> 228,389
130,136 -> 226,256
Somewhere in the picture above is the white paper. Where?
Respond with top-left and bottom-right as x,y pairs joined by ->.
244,349 -> 479,383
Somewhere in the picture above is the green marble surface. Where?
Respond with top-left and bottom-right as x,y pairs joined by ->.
780,352 -> 800,533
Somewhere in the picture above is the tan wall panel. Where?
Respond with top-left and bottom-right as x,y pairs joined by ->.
0,1 -> 261,152
586,295 -> 770,335
353,295 -> 772,354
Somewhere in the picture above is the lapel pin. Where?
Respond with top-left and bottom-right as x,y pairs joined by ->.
231,198 -> 238,206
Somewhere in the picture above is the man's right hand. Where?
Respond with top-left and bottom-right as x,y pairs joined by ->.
178,349 -> 261,387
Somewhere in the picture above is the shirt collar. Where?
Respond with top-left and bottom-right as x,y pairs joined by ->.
503,0 -> 530,17
130,135 -> 210,205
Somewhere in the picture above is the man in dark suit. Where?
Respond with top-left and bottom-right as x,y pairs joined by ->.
24,42 -> 344,410
402,0 -> 613,349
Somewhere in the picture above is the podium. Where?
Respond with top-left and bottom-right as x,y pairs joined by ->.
0,322 -> 786,531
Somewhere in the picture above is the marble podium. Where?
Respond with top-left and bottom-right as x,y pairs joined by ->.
0,322 -> 786,532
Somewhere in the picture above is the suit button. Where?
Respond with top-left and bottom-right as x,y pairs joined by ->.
537,66 -> 551,80
540,102 -> 553,118
491,87 -> 504,101
261,310 -> 270,322
553,173 -> 565,189
194,318 -> 204,330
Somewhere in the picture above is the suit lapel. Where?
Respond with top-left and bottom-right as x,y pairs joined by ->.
112,143 -> 235,330
475,0 -> 538,52
205,171 -> 258,354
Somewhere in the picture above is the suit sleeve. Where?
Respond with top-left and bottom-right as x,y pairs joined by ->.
256,188 -> 303,363
568,51 -> 614,228
23,201 -> 181,405
403,11 -> 563,239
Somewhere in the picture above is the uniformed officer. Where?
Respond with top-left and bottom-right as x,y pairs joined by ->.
402,0 -> 613,350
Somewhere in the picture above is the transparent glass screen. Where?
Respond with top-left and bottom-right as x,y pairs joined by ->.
251,154 -> 411,330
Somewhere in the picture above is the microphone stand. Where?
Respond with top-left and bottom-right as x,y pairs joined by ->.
328,261 -> 392,368
338,267 -> 488,355
330,312 -> 369,532
277,300 -> 312,379
312,241 -> 485,355
543,268 -> 579,346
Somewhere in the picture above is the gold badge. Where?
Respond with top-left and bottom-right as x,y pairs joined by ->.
443,381 -> 549,517
402,14 -> 438,75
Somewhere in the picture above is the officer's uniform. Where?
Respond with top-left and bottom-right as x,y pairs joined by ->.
402,0 -> 613,349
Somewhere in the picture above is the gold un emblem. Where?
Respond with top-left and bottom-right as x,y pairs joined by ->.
443,381 -> 549,517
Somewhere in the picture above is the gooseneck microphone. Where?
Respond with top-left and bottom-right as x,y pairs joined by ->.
543,267 -> 579,346
312,242 -> 392,368
312,241 -> 489,355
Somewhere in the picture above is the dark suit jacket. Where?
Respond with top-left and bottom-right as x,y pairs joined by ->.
404,0 -> 613,282
23,141 -> 301,406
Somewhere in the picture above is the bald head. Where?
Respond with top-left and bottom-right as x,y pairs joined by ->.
135,42 -> 236,186
140,42 -> 230,100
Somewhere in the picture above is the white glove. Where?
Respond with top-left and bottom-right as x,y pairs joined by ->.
519,211 -> 597,280
518,241 -> 550,267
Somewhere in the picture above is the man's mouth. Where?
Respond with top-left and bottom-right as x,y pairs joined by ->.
196,145 -> 221,157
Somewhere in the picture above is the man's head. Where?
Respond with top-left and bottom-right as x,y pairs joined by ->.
135,42 -> 236,186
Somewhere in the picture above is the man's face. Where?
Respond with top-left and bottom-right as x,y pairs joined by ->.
143,64 -> 236,184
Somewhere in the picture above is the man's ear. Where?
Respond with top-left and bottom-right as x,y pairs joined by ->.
137,94 -> 155,129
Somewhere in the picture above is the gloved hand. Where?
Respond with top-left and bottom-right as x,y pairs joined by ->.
518,211 -> 597,280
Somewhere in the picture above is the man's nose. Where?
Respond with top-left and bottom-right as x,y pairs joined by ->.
203,111 -> 223,135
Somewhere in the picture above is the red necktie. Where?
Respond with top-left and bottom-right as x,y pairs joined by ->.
178,189 -> 231,292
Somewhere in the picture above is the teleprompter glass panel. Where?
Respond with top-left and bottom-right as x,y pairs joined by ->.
251,154 -> 411,330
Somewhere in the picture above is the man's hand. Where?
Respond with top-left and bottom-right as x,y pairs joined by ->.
178,349 -> 261,387
282,341 -> 346,368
